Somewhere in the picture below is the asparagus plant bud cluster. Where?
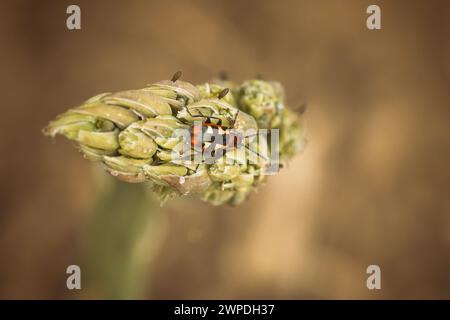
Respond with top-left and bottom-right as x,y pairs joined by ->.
44,72 -> 305,205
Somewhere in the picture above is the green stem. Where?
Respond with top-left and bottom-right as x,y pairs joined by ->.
83,179 -> 162,299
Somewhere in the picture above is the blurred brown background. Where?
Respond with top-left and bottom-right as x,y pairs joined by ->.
0,0 -> 449,299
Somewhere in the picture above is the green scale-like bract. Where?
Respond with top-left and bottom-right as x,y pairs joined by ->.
44,77 -> 305,206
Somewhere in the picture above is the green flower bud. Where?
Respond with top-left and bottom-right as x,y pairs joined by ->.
103,156 -> 152,174
44,75 -> 305,206
103,90 -> 172,117
44,113 -> 96,139
139,115 -> 189,150
208,157 -> 244,182
143,164 -> 190,191
237,80 -> 284,128
77,130 -> 119,151
144,163 -> 188,177
177,99 -> 242,130
78,145 -> 116,161
279,108 -> 305,161
71,102 -> 139,129
145,80 -> 201,108
197,83 -> 237,107
118,126 -> 157,159
157,164 -> 212,195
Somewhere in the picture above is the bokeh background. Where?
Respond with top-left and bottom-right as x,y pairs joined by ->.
1,0 -> 449,299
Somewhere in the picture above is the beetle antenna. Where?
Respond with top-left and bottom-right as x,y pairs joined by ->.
294,103 -> 307,115
218,71 -> 228,81
231,109 -> 239,127
171,71 -> 182,82
218,88 -> 229,100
